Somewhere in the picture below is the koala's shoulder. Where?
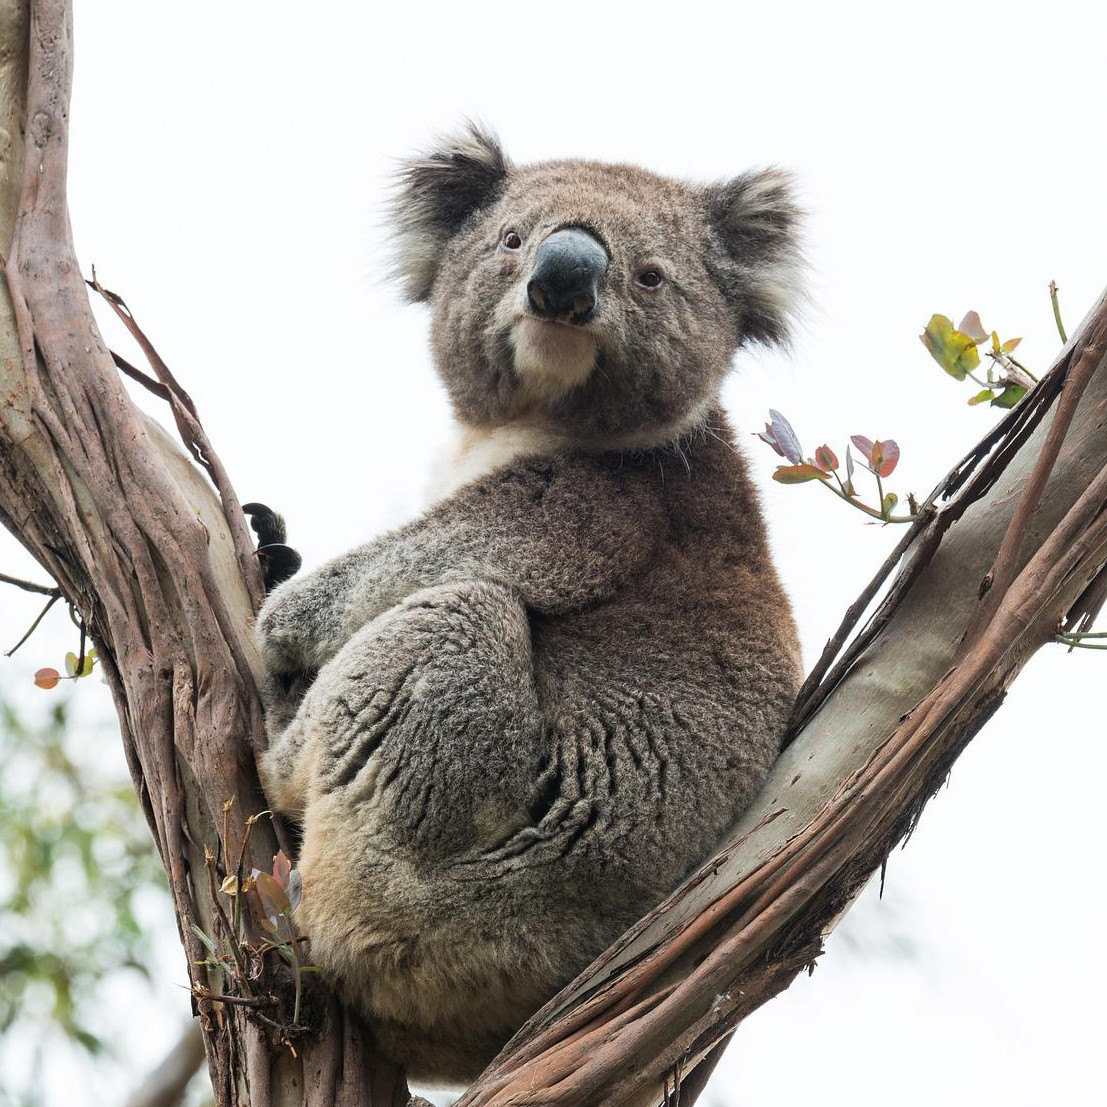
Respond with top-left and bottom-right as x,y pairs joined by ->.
451,449 -> 661,526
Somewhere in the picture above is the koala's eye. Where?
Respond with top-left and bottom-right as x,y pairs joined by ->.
636,269 -> 664,289
502,230 -> 523,251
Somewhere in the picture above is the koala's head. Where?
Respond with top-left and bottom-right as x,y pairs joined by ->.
391,124 -> 802,446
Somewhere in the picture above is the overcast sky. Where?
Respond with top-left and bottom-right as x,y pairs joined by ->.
1,2 -> 1105,1104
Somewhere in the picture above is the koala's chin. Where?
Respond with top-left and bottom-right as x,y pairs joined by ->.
511,316 -> 598,402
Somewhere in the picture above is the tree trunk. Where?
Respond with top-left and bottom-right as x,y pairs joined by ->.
0,5 -> 1104,1107
0,4 -> 413,1105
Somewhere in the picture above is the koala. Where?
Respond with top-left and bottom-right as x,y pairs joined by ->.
255,125 -> 803,1084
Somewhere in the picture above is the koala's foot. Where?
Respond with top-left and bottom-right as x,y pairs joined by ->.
243,502 -> 302,592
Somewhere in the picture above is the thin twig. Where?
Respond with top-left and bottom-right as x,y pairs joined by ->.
88,274 -> 265,611
111,349 -> 173,403
0,571 -> 60,596
1051,280 -> 1068,344
204,848 -> 254,998
192,989 -> 278,1010
234,811 -> 271,940
5,593 -> 61,657
958,336 -> 1103,654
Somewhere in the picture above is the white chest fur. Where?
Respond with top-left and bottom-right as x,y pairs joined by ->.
425,422 -> 564,503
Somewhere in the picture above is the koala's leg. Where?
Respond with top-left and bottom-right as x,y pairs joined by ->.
262,578 -> 545,846
275,580 -> 551,1076
306,579 -> 544,856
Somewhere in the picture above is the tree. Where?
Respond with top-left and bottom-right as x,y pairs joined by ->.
1,3 -> 1104,1106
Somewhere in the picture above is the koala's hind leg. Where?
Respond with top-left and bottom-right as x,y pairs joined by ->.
289,579 -> 545,858
284,581 -> 552,1076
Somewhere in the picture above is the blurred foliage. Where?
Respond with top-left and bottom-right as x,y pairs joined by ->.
0,695 -> 169,1106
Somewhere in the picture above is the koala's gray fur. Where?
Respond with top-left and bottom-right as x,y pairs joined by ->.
257,125 -> 803,1084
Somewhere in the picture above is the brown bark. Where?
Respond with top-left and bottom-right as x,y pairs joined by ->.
0,4 -> 1104,1107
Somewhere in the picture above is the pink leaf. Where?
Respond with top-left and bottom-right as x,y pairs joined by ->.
272,850 -> 292,889
814,444 -> 839,473
755,424 -> 785,457
254,870 -> 291,925
850,436 -> 875,465
768,410 -> 804,465
875,439 -> 900,477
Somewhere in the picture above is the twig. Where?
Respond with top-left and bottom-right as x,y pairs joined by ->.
1051,280 -> 1068,344
204,848 -> 254,998
958,336 -> 1103,654
233,810 -> 270,939
1054,634 -> 1107,650
788,508 -> 934,736
5,593 -> 61,657
0,571 -> 60,596
193,989 -> 278,1010
88,273 -> 265,612
111,349 -> 173,403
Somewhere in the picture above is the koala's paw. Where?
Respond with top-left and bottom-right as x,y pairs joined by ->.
243,502 -> 303,593
255,574 -> 333,676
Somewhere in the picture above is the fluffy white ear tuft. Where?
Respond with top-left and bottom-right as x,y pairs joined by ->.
704,168 -> 805,347
390,122 -> 511,302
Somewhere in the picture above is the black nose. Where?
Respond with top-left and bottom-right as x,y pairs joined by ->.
527,227 -> 608,325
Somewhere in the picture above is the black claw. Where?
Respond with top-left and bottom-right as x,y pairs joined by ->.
257,543 -> 302,589
244,503 -> 301,591
243,502 -> 288,548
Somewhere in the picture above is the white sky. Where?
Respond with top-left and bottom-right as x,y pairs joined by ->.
1,2 -> 1105,1104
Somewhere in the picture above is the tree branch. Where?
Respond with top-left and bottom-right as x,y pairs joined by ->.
0,4 -> 413,1105
124,1023 -> 207,1107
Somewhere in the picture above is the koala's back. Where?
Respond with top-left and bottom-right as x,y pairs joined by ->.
280,416 -> 799,1082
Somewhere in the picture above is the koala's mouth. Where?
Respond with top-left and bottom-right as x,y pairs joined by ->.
511,316 -> 598,397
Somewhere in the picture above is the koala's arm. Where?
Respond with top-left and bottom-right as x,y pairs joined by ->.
257,456 -> 662,677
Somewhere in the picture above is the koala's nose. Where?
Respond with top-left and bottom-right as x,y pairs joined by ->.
526,227 -> 608,325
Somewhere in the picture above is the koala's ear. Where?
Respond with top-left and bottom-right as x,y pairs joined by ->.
390,124 -> 511,302
703,168 -> 804,346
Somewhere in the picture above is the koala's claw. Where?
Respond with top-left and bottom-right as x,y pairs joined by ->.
244,502 -> 302,591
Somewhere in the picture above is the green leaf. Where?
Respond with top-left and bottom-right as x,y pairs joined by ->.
920,314 -> 980,380
882,492 -> 899,518
991,384 -> 1028,409
1001,336 -> 1023,354
64,651 -> 78,678
190,924 -> 219,955
968,388 -> 996,406
772,464 -> 832,484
